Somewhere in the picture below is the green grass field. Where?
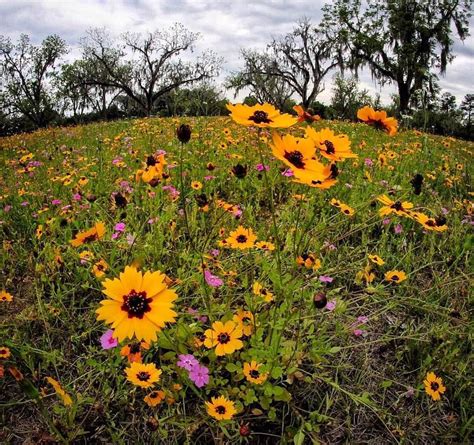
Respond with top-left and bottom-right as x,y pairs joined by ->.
0,114 -> 473,444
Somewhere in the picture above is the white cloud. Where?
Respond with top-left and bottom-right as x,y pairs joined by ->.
1,0 -> 472,104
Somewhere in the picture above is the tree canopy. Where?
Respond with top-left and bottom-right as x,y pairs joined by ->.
322,0 -> 472,113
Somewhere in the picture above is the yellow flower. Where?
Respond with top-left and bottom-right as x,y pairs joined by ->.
204,320 -> 243,356
92,259 -> 108,278
36,224 -> 44,239
0,290 -> 13,302
368,254 -> 385,266
96,266 -> 178,342
0,346 -> 11,359
255,241 -> 275,251
355,264 -> 376,284
78,176 -> 89,187
70,222 -> 106,247
125,362 -> 161,388
252,281 -> 274,302
270,133 -> 323,176
293,105 -> 321,123
227,103 -> 297,128
339,203 -> 355,217
243,361 -> 268,384
306,127 -> 356,161
191,181 -> 202,190
225,226 -> 257,250
291,163 -> 339,189
296,253 -> 321,270
357,106 -> 398,136
79,250 -> 94,264
411,212 -> 448,232
144,390 -> 166,407
384,270 -> 407,284
233,310 -> 254,336
424,372 -> 446,401
206,395 -> 237,420
377,195 -> 413,218
45,377 -> 73,406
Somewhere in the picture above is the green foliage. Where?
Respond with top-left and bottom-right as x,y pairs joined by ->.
0,115 -> 473,443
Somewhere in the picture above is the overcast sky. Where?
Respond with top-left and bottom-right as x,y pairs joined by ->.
1,0 -> 473,105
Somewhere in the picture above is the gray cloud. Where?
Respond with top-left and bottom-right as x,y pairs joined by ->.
0,0 -> 472,104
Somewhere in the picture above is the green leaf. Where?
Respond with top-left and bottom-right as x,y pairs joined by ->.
293,430 -> 305,445
225,363 -> 240,373
271,366 -> 283,379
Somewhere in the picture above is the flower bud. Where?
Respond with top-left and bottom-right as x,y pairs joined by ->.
239,423 -> 251,437
313,292 -> 327,309
177,124 -> 191,144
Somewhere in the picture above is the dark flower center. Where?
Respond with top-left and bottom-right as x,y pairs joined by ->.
323,140 -> 335,154
195,194 -> 208,207
82,233 -> 99,243
249,369 -> 260,379
217,333 -> 230,344
150,392 -> 158,398
249,110 -> 272,124
114,193 -> 128,208
372,119 -> 387,131
430,382 -> 439,391
129,343 -> 141,354
146,155 -> 157,166
329,164 -> 339,179
215,405 -> 226,414
425,219 -> 436,227
391,275 -> 399,281
236,235 -> 247,243
284,151 -> 305,168
137,371 -> 150,381
122,290 -> 152,319
391,201 -> 403,211
232,164 -> 247,178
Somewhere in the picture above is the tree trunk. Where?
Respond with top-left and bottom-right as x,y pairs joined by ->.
398,82 -> 410,114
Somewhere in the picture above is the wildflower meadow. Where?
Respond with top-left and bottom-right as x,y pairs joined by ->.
1,102 -> 472,444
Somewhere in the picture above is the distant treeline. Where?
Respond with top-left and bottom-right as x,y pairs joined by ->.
0,0 -> 473,139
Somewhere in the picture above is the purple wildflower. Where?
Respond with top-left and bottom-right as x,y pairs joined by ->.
114,222 -> 126,232
177,354 -> 199,371
189,364 -> 209,388
204,269 -> 223,287
319,275 -> 333,283
100,330 -> 118,350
